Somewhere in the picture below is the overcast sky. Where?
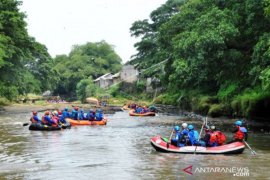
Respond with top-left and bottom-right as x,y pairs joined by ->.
20,0 -> 166,63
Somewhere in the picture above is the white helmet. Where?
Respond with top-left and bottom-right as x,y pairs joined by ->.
210,125 -> 216,130
182,123 -> 188,128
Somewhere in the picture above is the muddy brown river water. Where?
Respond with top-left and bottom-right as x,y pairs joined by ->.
0,110 -> 269,179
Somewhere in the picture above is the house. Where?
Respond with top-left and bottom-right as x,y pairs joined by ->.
112,72 -> 120,84
94,72 -> 121,89
120,65 -> 138,83
94,65 -> 138,89
94,73 -> 113,89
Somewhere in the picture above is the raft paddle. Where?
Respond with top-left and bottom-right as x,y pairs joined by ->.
194,116 -> 207,154
23,123 -> 29,126
167,130 -> 174,149
243,140 -> 257,155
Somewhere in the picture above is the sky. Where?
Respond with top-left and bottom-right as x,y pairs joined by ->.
19,0 -> 167,63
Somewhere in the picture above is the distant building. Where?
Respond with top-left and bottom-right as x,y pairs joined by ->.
112,72 -> 120,84
94,72 -> 121,89
94,65 -> 138,89
120,65 -> 138,83
94,73 -> 113,89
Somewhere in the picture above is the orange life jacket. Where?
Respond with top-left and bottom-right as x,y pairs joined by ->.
234,126 -> 245,140
209,131 -> 226,145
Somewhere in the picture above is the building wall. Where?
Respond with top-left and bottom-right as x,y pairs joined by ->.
120,65 -> 138,83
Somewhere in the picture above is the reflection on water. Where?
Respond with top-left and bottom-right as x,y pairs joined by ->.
0,111 -> 269,179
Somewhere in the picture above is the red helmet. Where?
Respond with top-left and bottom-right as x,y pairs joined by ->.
45,111 -> 50,115
32,111 -> 37,115
75,107 -> 79,110
58,111 -> 62,115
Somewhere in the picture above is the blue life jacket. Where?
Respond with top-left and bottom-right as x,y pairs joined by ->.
95,112 -> 103,121
33,115 -> 41,123
86,111 -> 95,120
58,115 -> 66,123
78,111 -> 85,120
62,110 -> 69,118
188,130 -> 199,145
44,115 -> 55,126
72,109 -> 78,120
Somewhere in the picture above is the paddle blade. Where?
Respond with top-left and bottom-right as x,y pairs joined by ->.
23,123 -> 29,126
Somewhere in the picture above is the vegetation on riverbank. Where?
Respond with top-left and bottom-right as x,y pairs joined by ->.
127,0 -> 270,120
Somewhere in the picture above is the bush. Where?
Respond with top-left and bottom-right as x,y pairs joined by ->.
0,97 -> 10,106
208,104 -> 225,117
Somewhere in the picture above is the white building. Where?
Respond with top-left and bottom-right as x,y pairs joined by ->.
120,65 -> 138,83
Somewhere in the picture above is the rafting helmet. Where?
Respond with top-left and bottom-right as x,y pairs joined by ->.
210,125 -> 216,130
52,110 -> 58,115
64,107 -> 68,111
182,123 -> 188,129
235,120 -> 242,126
45,111 -> 50,115
74,107 -> 79,110
188,125 -> 194,130
32,111 -> 37,115
174,126 -> 180,131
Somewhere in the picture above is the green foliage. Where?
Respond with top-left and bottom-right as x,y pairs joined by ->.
230,89 -> 270,117
217,83 -> 239,102
259,67 -> 270,91
154,92 -> 181,105
0,83 -> 19,101
76,78 -> 101,103
0,97 -> 10,106
129,0 -> 270,119
208,104 -> 226,117
53,41 -> 122,96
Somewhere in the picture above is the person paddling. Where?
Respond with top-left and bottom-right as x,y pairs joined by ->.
42,111 -> 58,126
227,120 -> 248,143
171,126 -> 181,146
187,125 -> 199,146
86,109 -> 96,121
30,111 -> 41,124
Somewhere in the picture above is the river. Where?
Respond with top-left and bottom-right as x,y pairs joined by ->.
0,110 -> 269,179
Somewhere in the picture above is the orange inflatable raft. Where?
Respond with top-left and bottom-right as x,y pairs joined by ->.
66,118 -> 107,126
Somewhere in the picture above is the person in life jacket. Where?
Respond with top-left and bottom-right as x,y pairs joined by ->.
30,111 -> 41,123
228,120 -> 248,143
58,111 -> 67,124
71,107 -> 79,120
42,111 -> 58,126
187,125 -> 199,146
135,106 -> 143,114
141,106 -> 150,113
171,126 -> 181,146
86,109 -> 95,121
62,107 -> 70,119
149,105 -> 157,112
177,123 -> 189,147
95,109 -> 103,121
78,109 -> 86,120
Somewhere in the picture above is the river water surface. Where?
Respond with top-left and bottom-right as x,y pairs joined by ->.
0,110 -> 269,179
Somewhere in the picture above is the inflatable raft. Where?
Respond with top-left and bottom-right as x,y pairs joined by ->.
29,120 -> 71,131
29,123 -> 61,131
151,136 -> 245,154
66,118 -> 107,126
129,110 -> 156,116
